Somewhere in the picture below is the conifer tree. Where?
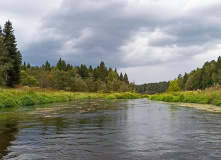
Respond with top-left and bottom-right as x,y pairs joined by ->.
66,63 -> 72,71
23,61 -> 26,70
57,58 -> 62,70
88,65 -> 93,73
45,60 -> 51,71
99,61 -> 107,82
123,73 -> 129,84
27,63 -> 31,69
3,20 -> 21,87
119,72 -> 123,81
0,26 -> 13,86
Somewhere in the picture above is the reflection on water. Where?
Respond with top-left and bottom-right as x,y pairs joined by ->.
0,99 -> 221,159
0,117 -> 18,159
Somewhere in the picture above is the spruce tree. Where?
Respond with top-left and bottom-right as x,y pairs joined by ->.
45,60 -> 51,71
27,63 -> 31,69
123,73 -> 129,84
3,21 -> 21,87
57,58 -> 62,70
0,26 -> 13,86
99,61 -> 107,82
23,61 -> 26,70
119,72 -> 123,81
88,65 -> 93,73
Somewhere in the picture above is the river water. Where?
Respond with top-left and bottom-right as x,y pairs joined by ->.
0,99 -> 220,160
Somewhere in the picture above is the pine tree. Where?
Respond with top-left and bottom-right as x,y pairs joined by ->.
78,64 -> 88,79
88,65 -> 93,73
123,73 -> 129,84
61,60 -> 67,71
27,63 -> 31,69
66,63 -> 72,71
0,26 -> 13,86
119,72 -> 123,81
3,20 -> 21,87
57,58 -> 62,70
99,61 -> 107,82
45,60 -> 51,71
23,61 -> 26,70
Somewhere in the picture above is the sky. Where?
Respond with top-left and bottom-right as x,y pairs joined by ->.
1,0 -> 221,84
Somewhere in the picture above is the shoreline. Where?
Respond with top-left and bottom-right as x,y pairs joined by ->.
157,101 -> 221,113
0,88 -> 143,108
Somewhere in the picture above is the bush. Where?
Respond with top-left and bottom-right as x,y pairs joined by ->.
0,102 -> 4,108
172,96 -> 180,102
105,95 -> 117,100
20,96 -> 35,106
2,98 -> 17,107
214,100 -> 221,106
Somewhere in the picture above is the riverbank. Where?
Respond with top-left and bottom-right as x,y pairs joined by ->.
156,101 -> 221,113
0,88 -> 143,108
148,90 -> 221,106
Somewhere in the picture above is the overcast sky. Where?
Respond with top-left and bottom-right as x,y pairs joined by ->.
1,0 -> 221,84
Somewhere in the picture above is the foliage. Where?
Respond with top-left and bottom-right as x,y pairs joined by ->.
20,70 -> 39,87
17,58 -> 133,93
167,79 -> 181,92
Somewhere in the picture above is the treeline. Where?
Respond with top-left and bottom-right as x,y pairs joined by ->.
0,20 -> 135,92
177,56 -> 221,91
20,60 -> 135,92
136,81 -> 170,94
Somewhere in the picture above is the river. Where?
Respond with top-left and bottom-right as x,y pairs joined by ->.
0,99 -> 220,159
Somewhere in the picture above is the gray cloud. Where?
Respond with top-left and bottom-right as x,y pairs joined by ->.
2,0 -> 221,83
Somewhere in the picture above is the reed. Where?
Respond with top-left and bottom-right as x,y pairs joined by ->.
0,88 -> 142,108
148,89 -> 221,106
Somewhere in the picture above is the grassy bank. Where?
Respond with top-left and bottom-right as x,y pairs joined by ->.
0,88 -> 143,108
148,89 -> 221,106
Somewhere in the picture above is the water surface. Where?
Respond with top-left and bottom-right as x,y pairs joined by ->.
0,99 -> 221,159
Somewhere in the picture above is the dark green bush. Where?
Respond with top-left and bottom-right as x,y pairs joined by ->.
20,96 -> 35,106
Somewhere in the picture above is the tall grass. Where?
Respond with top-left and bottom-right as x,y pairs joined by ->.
0,88 -> 143,108
148,87 -> 221,106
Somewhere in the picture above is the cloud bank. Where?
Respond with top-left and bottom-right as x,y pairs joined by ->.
1,0 -> 221,84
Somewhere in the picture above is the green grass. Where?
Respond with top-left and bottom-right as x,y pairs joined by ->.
0,88 -> 143,108
148,89 -> 221,106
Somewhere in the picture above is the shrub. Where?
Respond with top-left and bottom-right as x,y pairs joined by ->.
214,100 -> 221,106
105,95 -> 117,100
172,96 -> 180,102
0,102 -> 4,108
2,98 -> 17,107
20,96 -> 35,106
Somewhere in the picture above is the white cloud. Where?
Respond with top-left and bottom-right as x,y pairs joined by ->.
119,28 -> 179,66
59,28 -> 94,57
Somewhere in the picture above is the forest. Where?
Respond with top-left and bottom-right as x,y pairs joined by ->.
136,81 -> 170,95
137,56 -> 221,94
177,56 -> 221,91
0,20 -> 135,92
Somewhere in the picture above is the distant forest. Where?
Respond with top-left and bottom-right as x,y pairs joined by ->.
136,82 -> 170,95
0,20 -> 135,92
137,56 -> 221,94
177,56 -> 221,91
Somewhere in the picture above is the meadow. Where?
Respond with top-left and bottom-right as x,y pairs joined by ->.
148,87 -> 221,106
0,88 -> 143,108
